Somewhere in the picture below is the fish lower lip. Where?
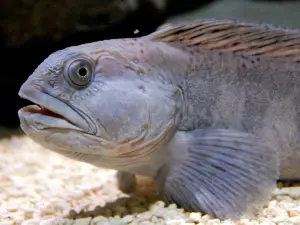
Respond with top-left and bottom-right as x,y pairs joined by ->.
18,89 -> 90,131
18,105 -> 85,131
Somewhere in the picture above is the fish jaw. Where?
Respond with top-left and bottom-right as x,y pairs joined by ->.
18,83 -> 91,133
17,77 -> 182,173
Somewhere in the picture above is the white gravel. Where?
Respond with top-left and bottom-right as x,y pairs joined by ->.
0,135 -> 299,225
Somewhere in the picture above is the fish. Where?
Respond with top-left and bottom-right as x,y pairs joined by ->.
17,18 -> 300,220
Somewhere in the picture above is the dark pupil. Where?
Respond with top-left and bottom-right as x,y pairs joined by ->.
78,67 -> 88,77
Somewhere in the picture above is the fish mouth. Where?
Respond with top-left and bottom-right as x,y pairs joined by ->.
18,88 -> 91,132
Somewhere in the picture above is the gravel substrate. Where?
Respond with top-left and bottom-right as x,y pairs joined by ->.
0,135 -> 299,225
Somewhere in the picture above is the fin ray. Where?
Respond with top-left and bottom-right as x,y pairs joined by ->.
155,129 -> 279,220
147,19 -> 300,59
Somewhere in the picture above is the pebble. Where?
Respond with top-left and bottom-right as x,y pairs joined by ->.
23,208 -> 37,219
93,222 -> 111,225
128,222 -> 139,225
1,136 -> 300,225
64,219 -> 75,225
73,217 -> 92,225
68,190 -> 85,199
120,215 -> 134,223
107,218 -> 127,225
238,218 -> 251,225
189,212 -> 202,223
272,215 -> 291,223
39,218 -> 72,225
136,212 -> 153,222
202,215 -> 214,221
276,188 -> 300,198
265,207 -> 288,217
165,219 -> 185,225
139,222 -> 154,225
289,207 -> 300,217
207,219 -> 221,225
0,222 -> 15,225
91,216 -> 109,224
21,219 -> 40,225
290,216 -> 300,225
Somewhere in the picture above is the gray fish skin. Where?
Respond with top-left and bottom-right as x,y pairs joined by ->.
17,19 -> 300,220
179,49 -> 300,180
147,19 -> 300,180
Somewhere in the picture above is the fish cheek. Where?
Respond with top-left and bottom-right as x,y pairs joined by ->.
84,87 -> 151,142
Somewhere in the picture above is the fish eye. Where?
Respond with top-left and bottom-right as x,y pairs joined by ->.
77,67 -> 88,77
64,57 -> 94,89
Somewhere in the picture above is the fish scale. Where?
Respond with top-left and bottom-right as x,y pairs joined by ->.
18,18 -> 300,220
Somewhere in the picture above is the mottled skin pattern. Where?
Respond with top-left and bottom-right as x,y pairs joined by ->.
112,39 -> 300,181
18,19 -> 300,219
20,37 -> 300,181
177,47 -> 300,180
18,39 -> 188,175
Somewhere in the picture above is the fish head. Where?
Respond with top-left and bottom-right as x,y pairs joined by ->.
18,40 -> 183,168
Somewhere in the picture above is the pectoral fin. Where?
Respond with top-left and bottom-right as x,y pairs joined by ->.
155,129 -> 279,220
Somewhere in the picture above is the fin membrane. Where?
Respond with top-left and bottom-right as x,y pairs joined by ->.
146,19 -> 300,59
155,129 -> 279,220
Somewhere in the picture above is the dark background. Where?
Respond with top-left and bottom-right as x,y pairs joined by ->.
1,0 -> 299,133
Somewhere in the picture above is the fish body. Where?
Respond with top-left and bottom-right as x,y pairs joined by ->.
18,19 -> 300,220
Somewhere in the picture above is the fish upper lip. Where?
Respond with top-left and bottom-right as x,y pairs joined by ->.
18,86 -> 92,132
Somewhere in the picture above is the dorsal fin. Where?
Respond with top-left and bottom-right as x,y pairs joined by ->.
146,19 -> 300,59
